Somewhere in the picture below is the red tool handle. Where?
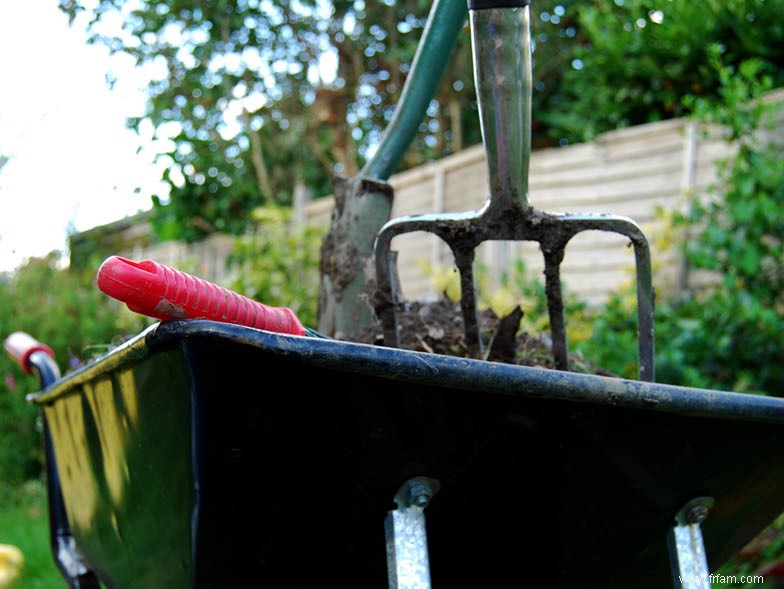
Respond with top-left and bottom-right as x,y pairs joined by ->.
4,332 -> 56,375
97,256 -> 307,336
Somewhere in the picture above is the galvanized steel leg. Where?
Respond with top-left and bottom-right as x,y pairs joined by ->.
385,477 -> 440,589
668,497 -> 714,589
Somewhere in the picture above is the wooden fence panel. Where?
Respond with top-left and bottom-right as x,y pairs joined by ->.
306,117 -> 703,305
298,102 -> 781,306
115,90 -> 783,308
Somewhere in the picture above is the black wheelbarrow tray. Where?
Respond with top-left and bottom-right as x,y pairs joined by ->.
29,318 -> 784,588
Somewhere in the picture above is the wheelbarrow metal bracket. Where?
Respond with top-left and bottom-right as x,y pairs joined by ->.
385,477 -> 441,589
668,497 -> 715,589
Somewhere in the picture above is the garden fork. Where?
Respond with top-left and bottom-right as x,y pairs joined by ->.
373,0 -> 655,381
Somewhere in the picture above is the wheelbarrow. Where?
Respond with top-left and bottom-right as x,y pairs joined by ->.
5,0 -> 784,587
6,257 -> 784,588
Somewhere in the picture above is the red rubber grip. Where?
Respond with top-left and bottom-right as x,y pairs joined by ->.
4,332 -> 55,375
96,256 -> 306,336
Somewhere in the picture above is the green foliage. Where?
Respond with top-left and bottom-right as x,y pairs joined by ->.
56,0 -> 613,243
577,54 -> 784,394
714,514 -> 784,588
0,481 -> 62,587
59,0 -> 478,242
149,150 -> 267,242
574,293 -> 638,380
228,207 -> 325,328
675,59 -> 783,394
681,53 -> 783,308
543,0 -> 784,144
0,253 -> 146,487
574,293 -> 734,388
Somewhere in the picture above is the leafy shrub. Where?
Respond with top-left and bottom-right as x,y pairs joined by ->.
228,207 -> 325,329
576,54 -> 784,394
544,0 -> 784,144
0,253 -> 145,496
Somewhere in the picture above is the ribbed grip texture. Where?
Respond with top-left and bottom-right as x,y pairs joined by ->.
97,256 -> 306,336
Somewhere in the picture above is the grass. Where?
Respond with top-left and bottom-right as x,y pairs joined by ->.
0,481 -> 64,589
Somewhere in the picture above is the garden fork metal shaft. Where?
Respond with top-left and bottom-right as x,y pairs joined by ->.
373,0 -> 655,381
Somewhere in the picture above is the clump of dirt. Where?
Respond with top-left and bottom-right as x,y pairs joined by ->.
349,297 -> 613,376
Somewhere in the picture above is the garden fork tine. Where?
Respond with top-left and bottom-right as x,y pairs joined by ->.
373,0 -> 655,381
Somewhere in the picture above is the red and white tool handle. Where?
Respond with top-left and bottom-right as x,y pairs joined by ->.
4,331 -> 56,376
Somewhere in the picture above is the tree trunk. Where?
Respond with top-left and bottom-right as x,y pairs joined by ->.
449,96 -> 463,152
242,111 -> 275,199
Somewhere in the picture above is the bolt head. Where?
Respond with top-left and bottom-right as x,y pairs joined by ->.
685,504 -> 709,524
407,482 -> 432,508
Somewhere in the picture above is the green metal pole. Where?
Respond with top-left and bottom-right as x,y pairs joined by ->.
361,0 -> 468,181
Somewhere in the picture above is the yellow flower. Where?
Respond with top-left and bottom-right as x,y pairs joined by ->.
0,544 -> 24,588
